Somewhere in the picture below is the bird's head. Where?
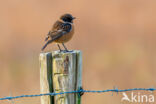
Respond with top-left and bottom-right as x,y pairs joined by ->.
60,14 -> 76,23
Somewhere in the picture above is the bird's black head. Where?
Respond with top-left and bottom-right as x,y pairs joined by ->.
60,14 -> 76,23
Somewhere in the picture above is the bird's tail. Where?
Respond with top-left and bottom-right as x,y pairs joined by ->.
41,39 -> 54,51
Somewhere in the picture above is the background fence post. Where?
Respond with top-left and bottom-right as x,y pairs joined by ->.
40,50 -> 82,104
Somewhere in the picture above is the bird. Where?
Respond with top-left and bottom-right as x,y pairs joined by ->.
41,13 -> 76,51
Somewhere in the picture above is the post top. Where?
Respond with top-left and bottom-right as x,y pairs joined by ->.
40,50 -> 82,55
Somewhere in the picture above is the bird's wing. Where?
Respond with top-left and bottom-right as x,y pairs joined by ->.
41,30 -> 66,51
48,22 -> 72,40
52,20 -> 63,31
45,21 -> 72,41
44,20 -> 62,41
44,30 -> 57,41
51,30 -> 67,39
53,20 -> 72,32
42,23 -> 72,51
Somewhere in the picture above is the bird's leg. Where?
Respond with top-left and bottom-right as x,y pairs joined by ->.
57,44 -> 62,52
62,43 -> 68,52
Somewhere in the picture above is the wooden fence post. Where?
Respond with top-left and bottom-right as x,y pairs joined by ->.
40,50 -> 82,104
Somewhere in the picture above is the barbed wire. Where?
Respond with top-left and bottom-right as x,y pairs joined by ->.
0,88 -> 155,101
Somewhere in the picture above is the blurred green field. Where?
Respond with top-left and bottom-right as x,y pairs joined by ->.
0,0 -> 156,104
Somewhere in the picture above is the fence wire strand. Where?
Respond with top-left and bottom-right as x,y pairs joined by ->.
0,88 -> 156,101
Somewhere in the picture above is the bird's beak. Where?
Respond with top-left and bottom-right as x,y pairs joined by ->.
73,17 -> 76,19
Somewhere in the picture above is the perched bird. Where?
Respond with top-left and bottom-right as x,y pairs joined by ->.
41,13 -> 76,51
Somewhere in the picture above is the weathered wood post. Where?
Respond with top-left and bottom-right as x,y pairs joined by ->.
40,50 -> 82,104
